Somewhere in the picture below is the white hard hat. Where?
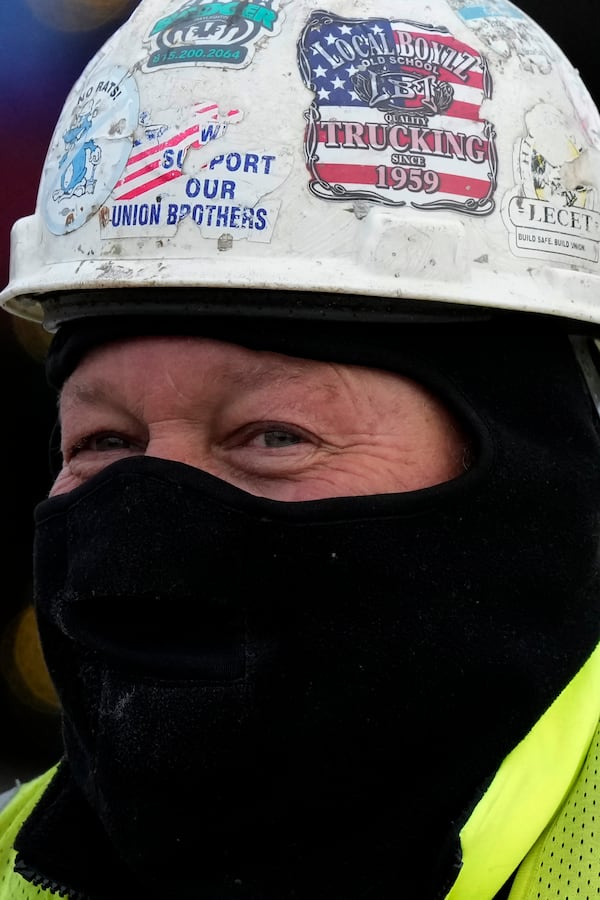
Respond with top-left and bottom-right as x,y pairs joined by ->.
3,0 -> 600,329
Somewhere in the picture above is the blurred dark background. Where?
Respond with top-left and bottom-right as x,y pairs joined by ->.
0,0 -> 140,790
0,0 -> 599,789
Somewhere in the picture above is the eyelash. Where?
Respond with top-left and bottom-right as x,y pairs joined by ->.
68,432 -> 138,458
67,423 -> 311,459
226,421 -> 308,446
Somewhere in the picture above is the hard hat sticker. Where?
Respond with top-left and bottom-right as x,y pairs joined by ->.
447,0 -> 553,73
450,0 -> 523,20
298,12 -> 497,216
143,0 -> 284,71
112,102 -> 243,201
100,102 -> 291,243
502,104 -> 600,265
41,67 -> 139,236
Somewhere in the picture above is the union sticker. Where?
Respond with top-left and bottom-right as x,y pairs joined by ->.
298,11 -> 497,216
100,102 -> 291,243
41,66 -> 139,235
502,104 -> 600,265
143,0 -> 284,71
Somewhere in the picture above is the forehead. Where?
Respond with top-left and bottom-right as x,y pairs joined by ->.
59,334 -> 437,417
61,334 -> 362,398
63,334 -> 414,386
67,334 -> 319,380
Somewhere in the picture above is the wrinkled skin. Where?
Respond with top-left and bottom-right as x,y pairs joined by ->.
52,335 -> 471,500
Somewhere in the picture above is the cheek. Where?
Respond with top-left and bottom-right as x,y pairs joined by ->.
49,469 -> 82,497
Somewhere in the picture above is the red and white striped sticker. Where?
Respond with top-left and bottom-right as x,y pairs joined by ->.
298,12 -> 497,216
113,103 -> 242,201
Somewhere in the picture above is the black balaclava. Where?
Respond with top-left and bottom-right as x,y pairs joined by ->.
14,313 -> 600,900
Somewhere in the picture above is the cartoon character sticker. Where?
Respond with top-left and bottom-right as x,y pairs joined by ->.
143,0 -> 284,70
101,102 -> 292,243
42,67 -> 139,235
298,11 -> 497,216
503,104 -> 600,264
447,0 -> 553,74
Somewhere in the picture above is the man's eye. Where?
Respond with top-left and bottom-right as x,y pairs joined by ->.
259,429 -> 303,448
71,433 -> 132,455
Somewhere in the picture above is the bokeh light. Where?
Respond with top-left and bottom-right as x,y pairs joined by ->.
24,0 -> 137,33
11,317 -> 53,363
0,0 -> 141,789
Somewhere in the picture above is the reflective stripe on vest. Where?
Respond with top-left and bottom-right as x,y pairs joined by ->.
446,644 -> 600,900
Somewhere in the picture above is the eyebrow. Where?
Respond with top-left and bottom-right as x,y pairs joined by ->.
61,380 -> 119,407
61,360 -> 341,408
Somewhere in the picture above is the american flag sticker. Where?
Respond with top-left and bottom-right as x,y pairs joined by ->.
101,98 -> 291,244
113,102 -> 243,201
298,11 -> 497,215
